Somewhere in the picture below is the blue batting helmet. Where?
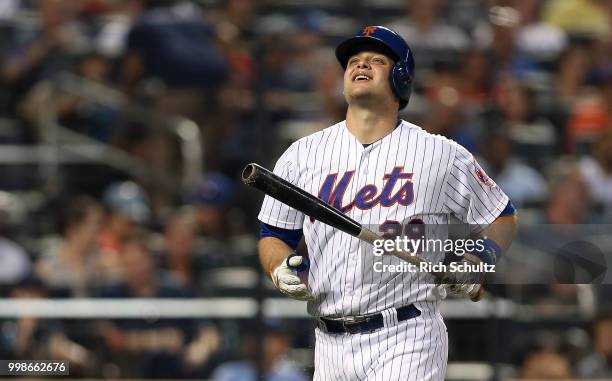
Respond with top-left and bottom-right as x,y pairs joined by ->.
336,26 -> 415,110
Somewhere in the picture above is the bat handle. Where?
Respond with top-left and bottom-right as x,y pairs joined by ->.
287,253 -> 310,272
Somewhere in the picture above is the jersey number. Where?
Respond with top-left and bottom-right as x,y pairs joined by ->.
379,218 -> 425,254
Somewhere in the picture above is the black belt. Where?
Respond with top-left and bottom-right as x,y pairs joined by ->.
318,304 -> 421,334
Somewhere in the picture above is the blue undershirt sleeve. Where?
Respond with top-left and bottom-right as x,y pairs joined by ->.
499,200 -> 516,217
259,223 -> 304,250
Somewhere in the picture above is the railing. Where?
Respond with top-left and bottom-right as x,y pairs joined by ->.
0,297 -> 588,321
0,72 -> 203,197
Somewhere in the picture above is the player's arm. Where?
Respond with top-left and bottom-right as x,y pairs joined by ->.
473,198 -> 519,258
259,231 -> 309,278
257,142 -> 312,300
464,203 -> 518,301
478,212 -> 519,254
259,236 -> 294,280
259,224 -> 312,301
443,204 -> 518,302
443,144 -> 518,300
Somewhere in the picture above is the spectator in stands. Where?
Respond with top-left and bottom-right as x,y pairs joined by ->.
97,181 -> 151,280
546,43 -> 591,138
546,169 -> 590,224
458,49 -> 493,110
544,0 -> 611,40
256,18 -> 303,116
192,172 -> 235,240
565,64 -> 611,153
389,0 -> 471,69
1,0 -> 87,120
121,0 -> 228,93
280,13 -> 328,94
513,0 -> 567,63
205,16 -> 256,172
590,33 -> 612,73
421,77 -> 477,151
0,192 -> 31,291
99,231 -> 192,298
58,51 -> 119,143
181,323 -> 224,378
0,275 -> 48,359
473,5 -> 517,66
0,235 -> 30,290
312,47 -> 345,126
18,0 -> 122,140
162,209 -> 199,288
479,127 -> 548,208
210,323 -> 308,381
497,78 -> 557,167
554,45 -> 590,103
508,162 -> 585,308
96,232 -> 195,378
577,311 -> 612,378
1,274 -> 95,376
520,349 -> 573,379
472,4 -> 542,80
188,172 -> 257,267
88,0 -> 143,59
575,130 -> 612,221
218,0 -> 256,40
120,0 -> 231,181
36,196 -> 103,297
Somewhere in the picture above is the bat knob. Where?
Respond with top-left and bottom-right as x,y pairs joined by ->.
241,163 -> 260,184
287,253 -> 310,272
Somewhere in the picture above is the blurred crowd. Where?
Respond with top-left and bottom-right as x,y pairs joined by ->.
0,0 -> 611,379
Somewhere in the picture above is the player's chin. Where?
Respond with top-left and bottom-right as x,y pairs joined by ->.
346,88 -> 377,103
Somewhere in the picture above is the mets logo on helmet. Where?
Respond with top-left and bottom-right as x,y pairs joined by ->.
363,26 -> 377,36
472,159 -> 496,188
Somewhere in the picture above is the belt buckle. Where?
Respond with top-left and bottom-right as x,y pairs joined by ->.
342,316 -> 363,334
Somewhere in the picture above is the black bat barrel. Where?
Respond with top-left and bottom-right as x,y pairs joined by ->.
241,163 -> 362,237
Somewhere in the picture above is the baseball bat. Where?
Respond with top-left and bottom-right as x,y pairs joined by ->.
241,163 -> 445,280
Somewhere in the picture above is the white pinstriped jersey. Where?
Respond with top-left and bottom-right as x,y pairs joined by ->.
258,120 -> 508,317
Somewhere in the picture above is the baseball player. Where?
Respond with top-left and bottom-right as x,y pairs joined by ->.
257,26 -> 518,381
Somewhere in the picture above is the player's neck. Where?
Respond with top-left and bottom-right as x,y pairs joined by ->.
345,105 -> 399,144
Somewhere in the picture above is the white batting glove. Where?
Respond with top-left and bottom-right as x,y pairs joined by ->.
443,282 -> 481,298
438,251 -> 492,301
272,254 -> 313,301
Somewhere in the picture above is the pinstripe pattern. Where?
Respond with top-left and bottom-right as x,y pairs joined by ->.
313,306 -> 448,381
258,120 -> 508,380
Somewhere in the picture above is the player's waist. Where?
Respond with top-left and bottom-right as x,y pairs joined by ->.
317,303 -> 421,334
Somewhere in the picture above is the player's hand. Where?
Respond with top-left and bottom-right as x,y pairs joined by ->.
438,252 -> 492,302
442,281 -> 483,301
272,254 -> 313,301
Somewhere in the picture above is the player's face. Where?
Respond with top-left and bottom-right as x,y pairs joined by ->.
343,50 -> 395,106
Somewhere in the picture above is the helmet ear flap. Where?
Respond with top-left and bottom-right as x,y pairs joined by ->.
391,60 -> 413,109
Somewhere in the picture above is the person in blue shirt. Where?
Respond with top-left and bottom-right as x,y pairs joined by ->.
210,324 -> 308,381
